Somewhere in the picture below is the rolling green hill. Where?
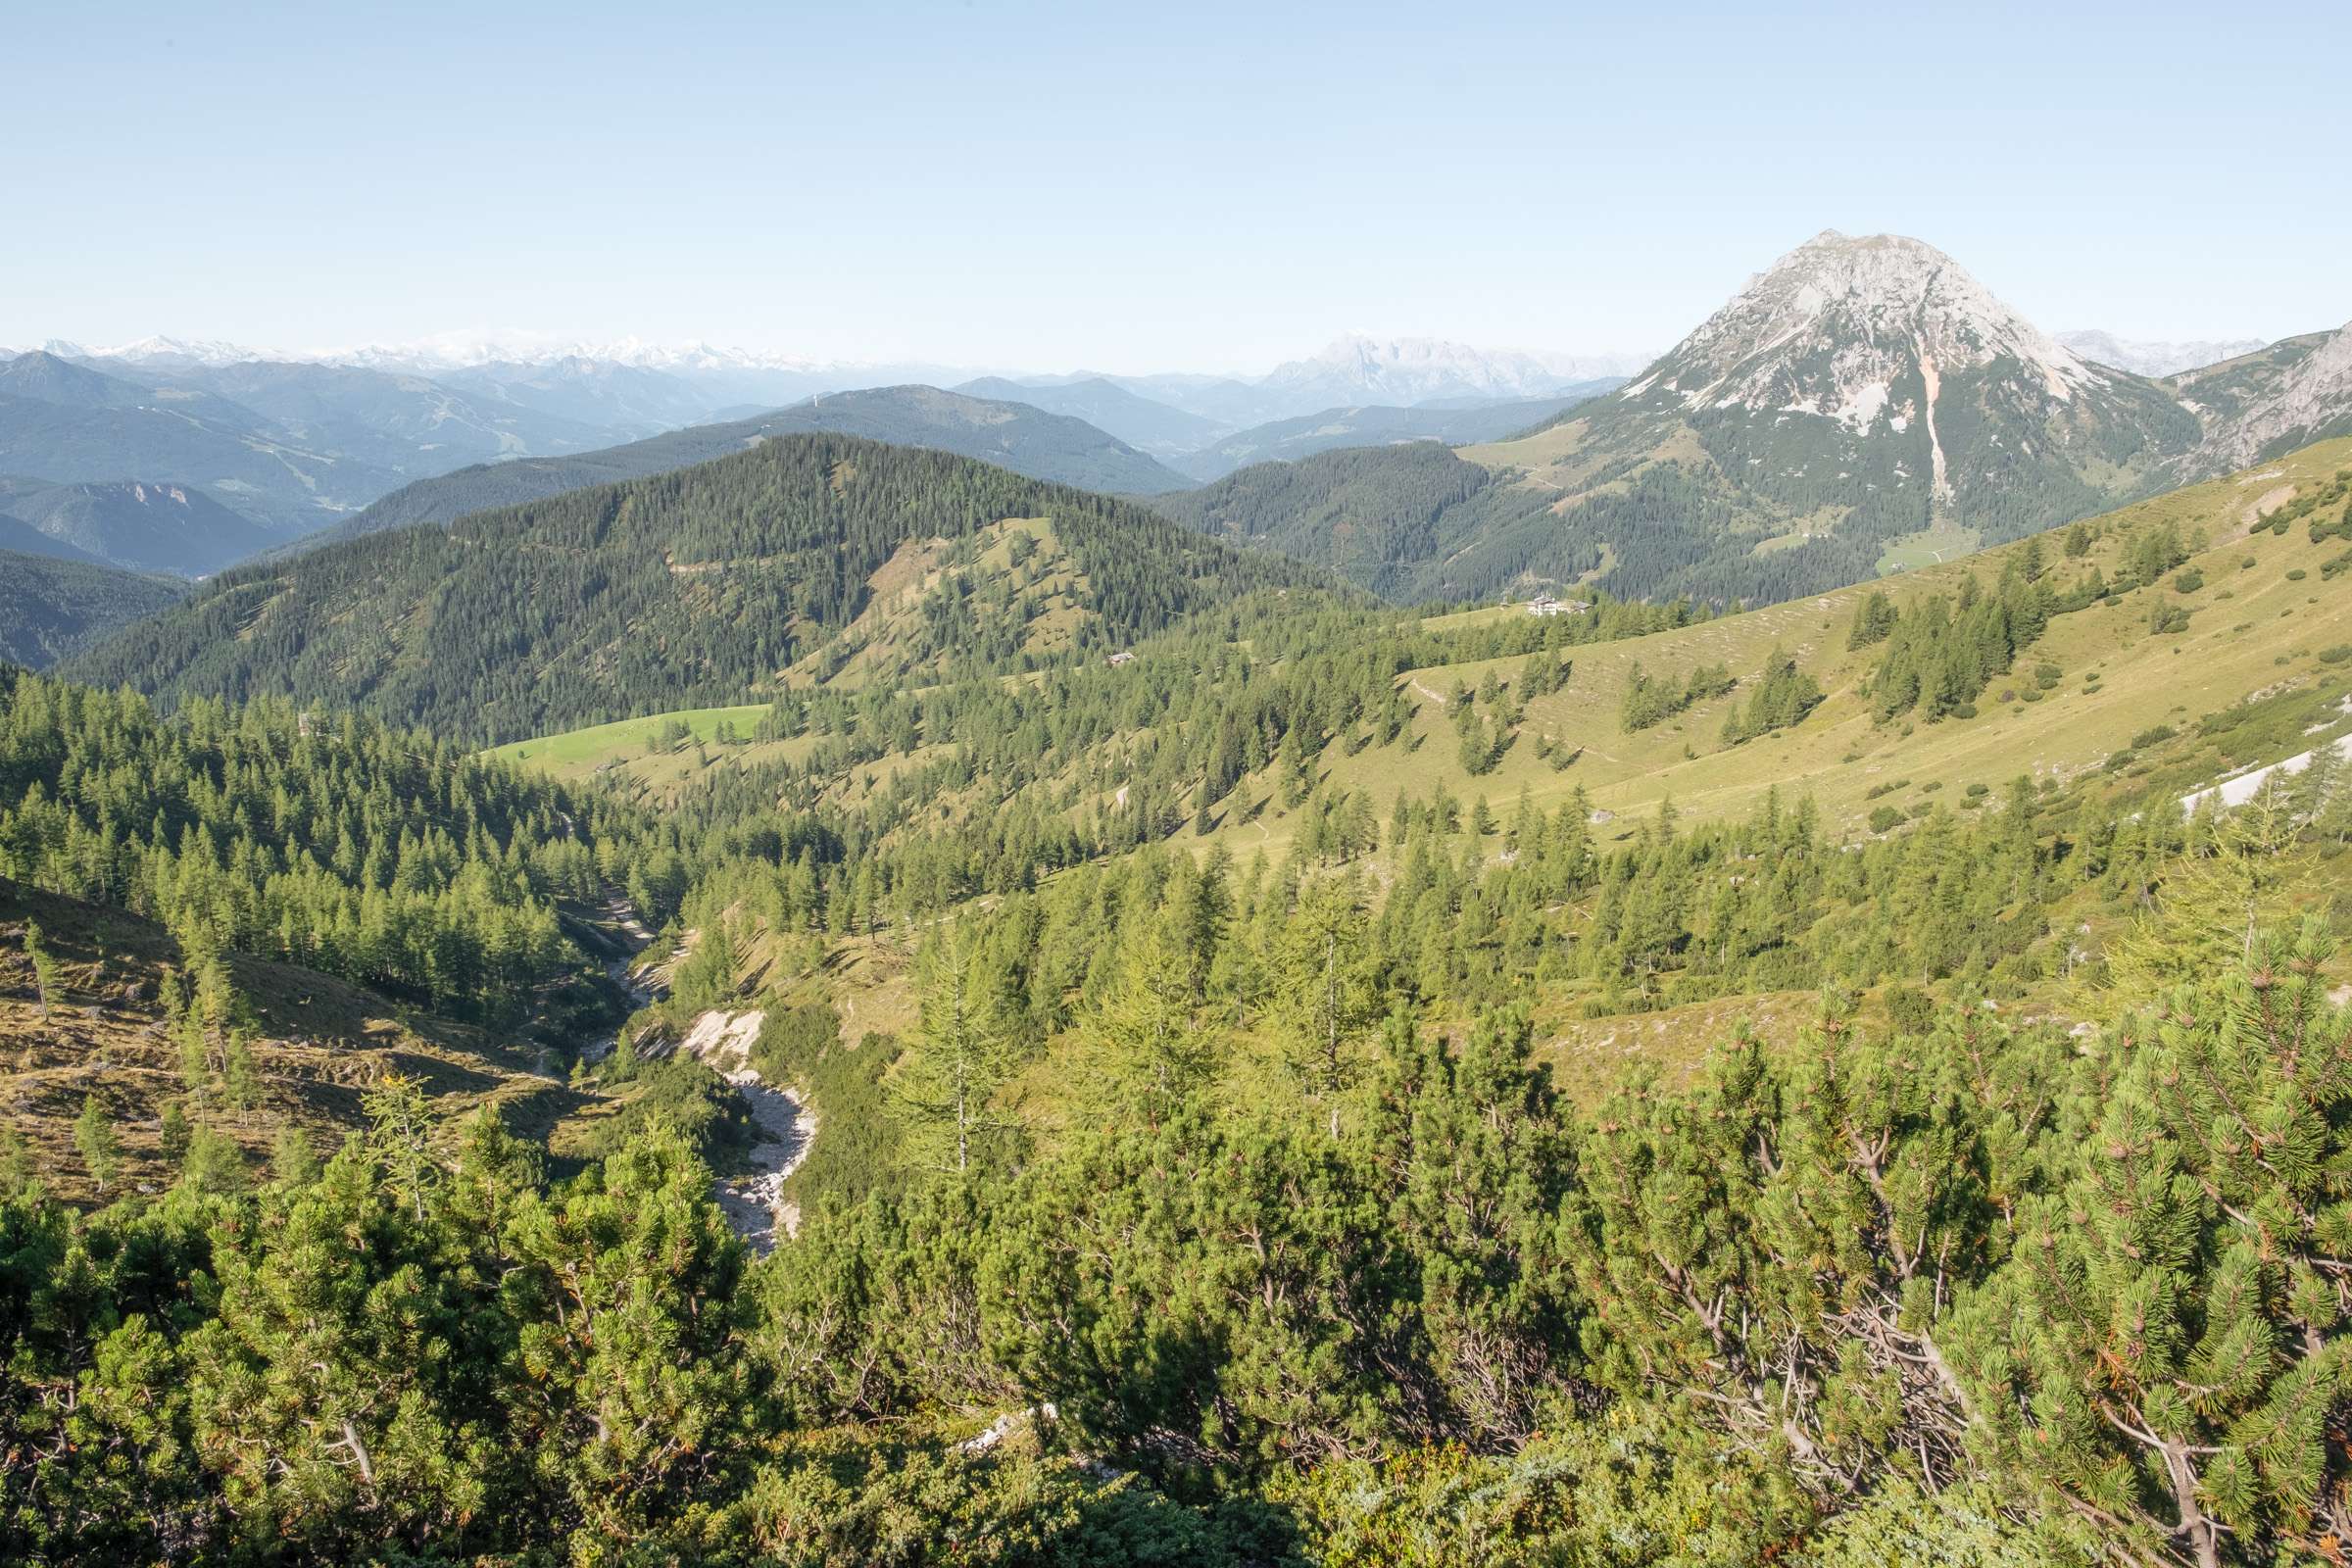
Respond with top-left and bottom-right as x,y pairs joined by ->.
1232,438 -> 2352,848
65,431 -> 1334,744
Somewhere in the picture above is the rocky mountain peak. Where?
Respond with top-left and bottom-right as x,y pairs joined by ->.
1621,230 -> 2102,452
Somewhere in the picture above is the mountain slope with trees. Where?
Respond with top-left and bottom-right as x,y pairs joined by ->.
1150,440 -> 1566,598
507,436 -> 2352,893
0,474 -> 275,576
65,431 -> 1332,744
9,432 -> 2352,1566
5,672 -> 2348,1564
0,548 -> 185,667
2184,318 -> 2352,467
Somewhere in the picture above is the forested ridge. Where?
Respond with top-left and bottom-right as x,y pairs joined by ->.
64,433 -> 1330,745
0,548 -> 184,670
297,384 -> 1199,554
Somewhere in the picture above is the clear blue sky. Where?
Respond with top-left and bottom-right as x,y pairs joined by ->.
11,0 -> 2349,372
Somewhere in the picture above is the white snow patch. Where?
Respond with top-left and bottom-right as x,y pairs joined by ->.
2180,727 -> 2352,817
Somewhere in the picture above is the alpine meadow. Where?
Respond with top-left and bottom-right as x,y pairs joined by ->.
9,6 -> 2352,1566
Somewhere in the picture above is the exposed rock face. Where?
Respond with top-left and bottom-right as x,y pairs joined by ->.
1582,230 -> 2201,541
2190,320 -> 2352,468
1630,231 -> 2105,430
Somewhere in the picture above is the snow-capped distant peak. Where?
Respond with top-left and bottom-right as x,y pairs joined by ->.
1262,334 -> 1645,403
94,334 -> 270,367
312,330 -> 837,375
2056,330 -> 2268,378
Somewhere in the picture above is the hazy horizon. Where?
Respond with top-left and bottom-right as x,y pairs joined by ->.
11,1 -> 2351,372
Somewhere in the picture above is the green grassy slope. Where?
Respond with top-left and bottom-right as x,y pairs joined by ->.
501,438 -> 2352,858
1218,436 -> 2352,854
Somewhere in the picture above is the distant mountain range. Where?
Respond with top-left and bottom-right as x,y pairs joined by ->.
1152,233 -> 2352,608
0,352 -> 408,549
0,347 -> 656,568
24,329 -> 1652,443
294,385 -> 1197,553
951,376 -> 1232,457
14,260 -> 2349,614
2056,330 -> 2268,377
1256,334 -> 1643,409
0,330 -> 1650,576
1166,387 -> 1622,483
989,338 -> 1651,432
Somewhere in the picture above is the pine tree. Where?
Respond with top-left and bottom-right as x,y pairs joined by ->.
1848,590 -> 1898,650
24,920 -> 59,1021
364,1072 -> 439,1221
272,1124 -> 323,1189
181,1124 -> 247,1195
1084,914 -> 1219,1116
2106,787 -> 2308,1005
0,1125 -> 31,1196
221,1029 -> 265,1121
1275,874 -> 1378,1137
892,926 -> 1022,1173
1954,924 -> 2352,1565
159,1101 -> 193,1168
74,1093 -> 121,1194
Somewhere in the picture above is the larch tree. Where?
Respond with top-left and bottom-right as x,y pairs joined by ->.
892,924 -> 1022,1173
73,1094 -> 120,1194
